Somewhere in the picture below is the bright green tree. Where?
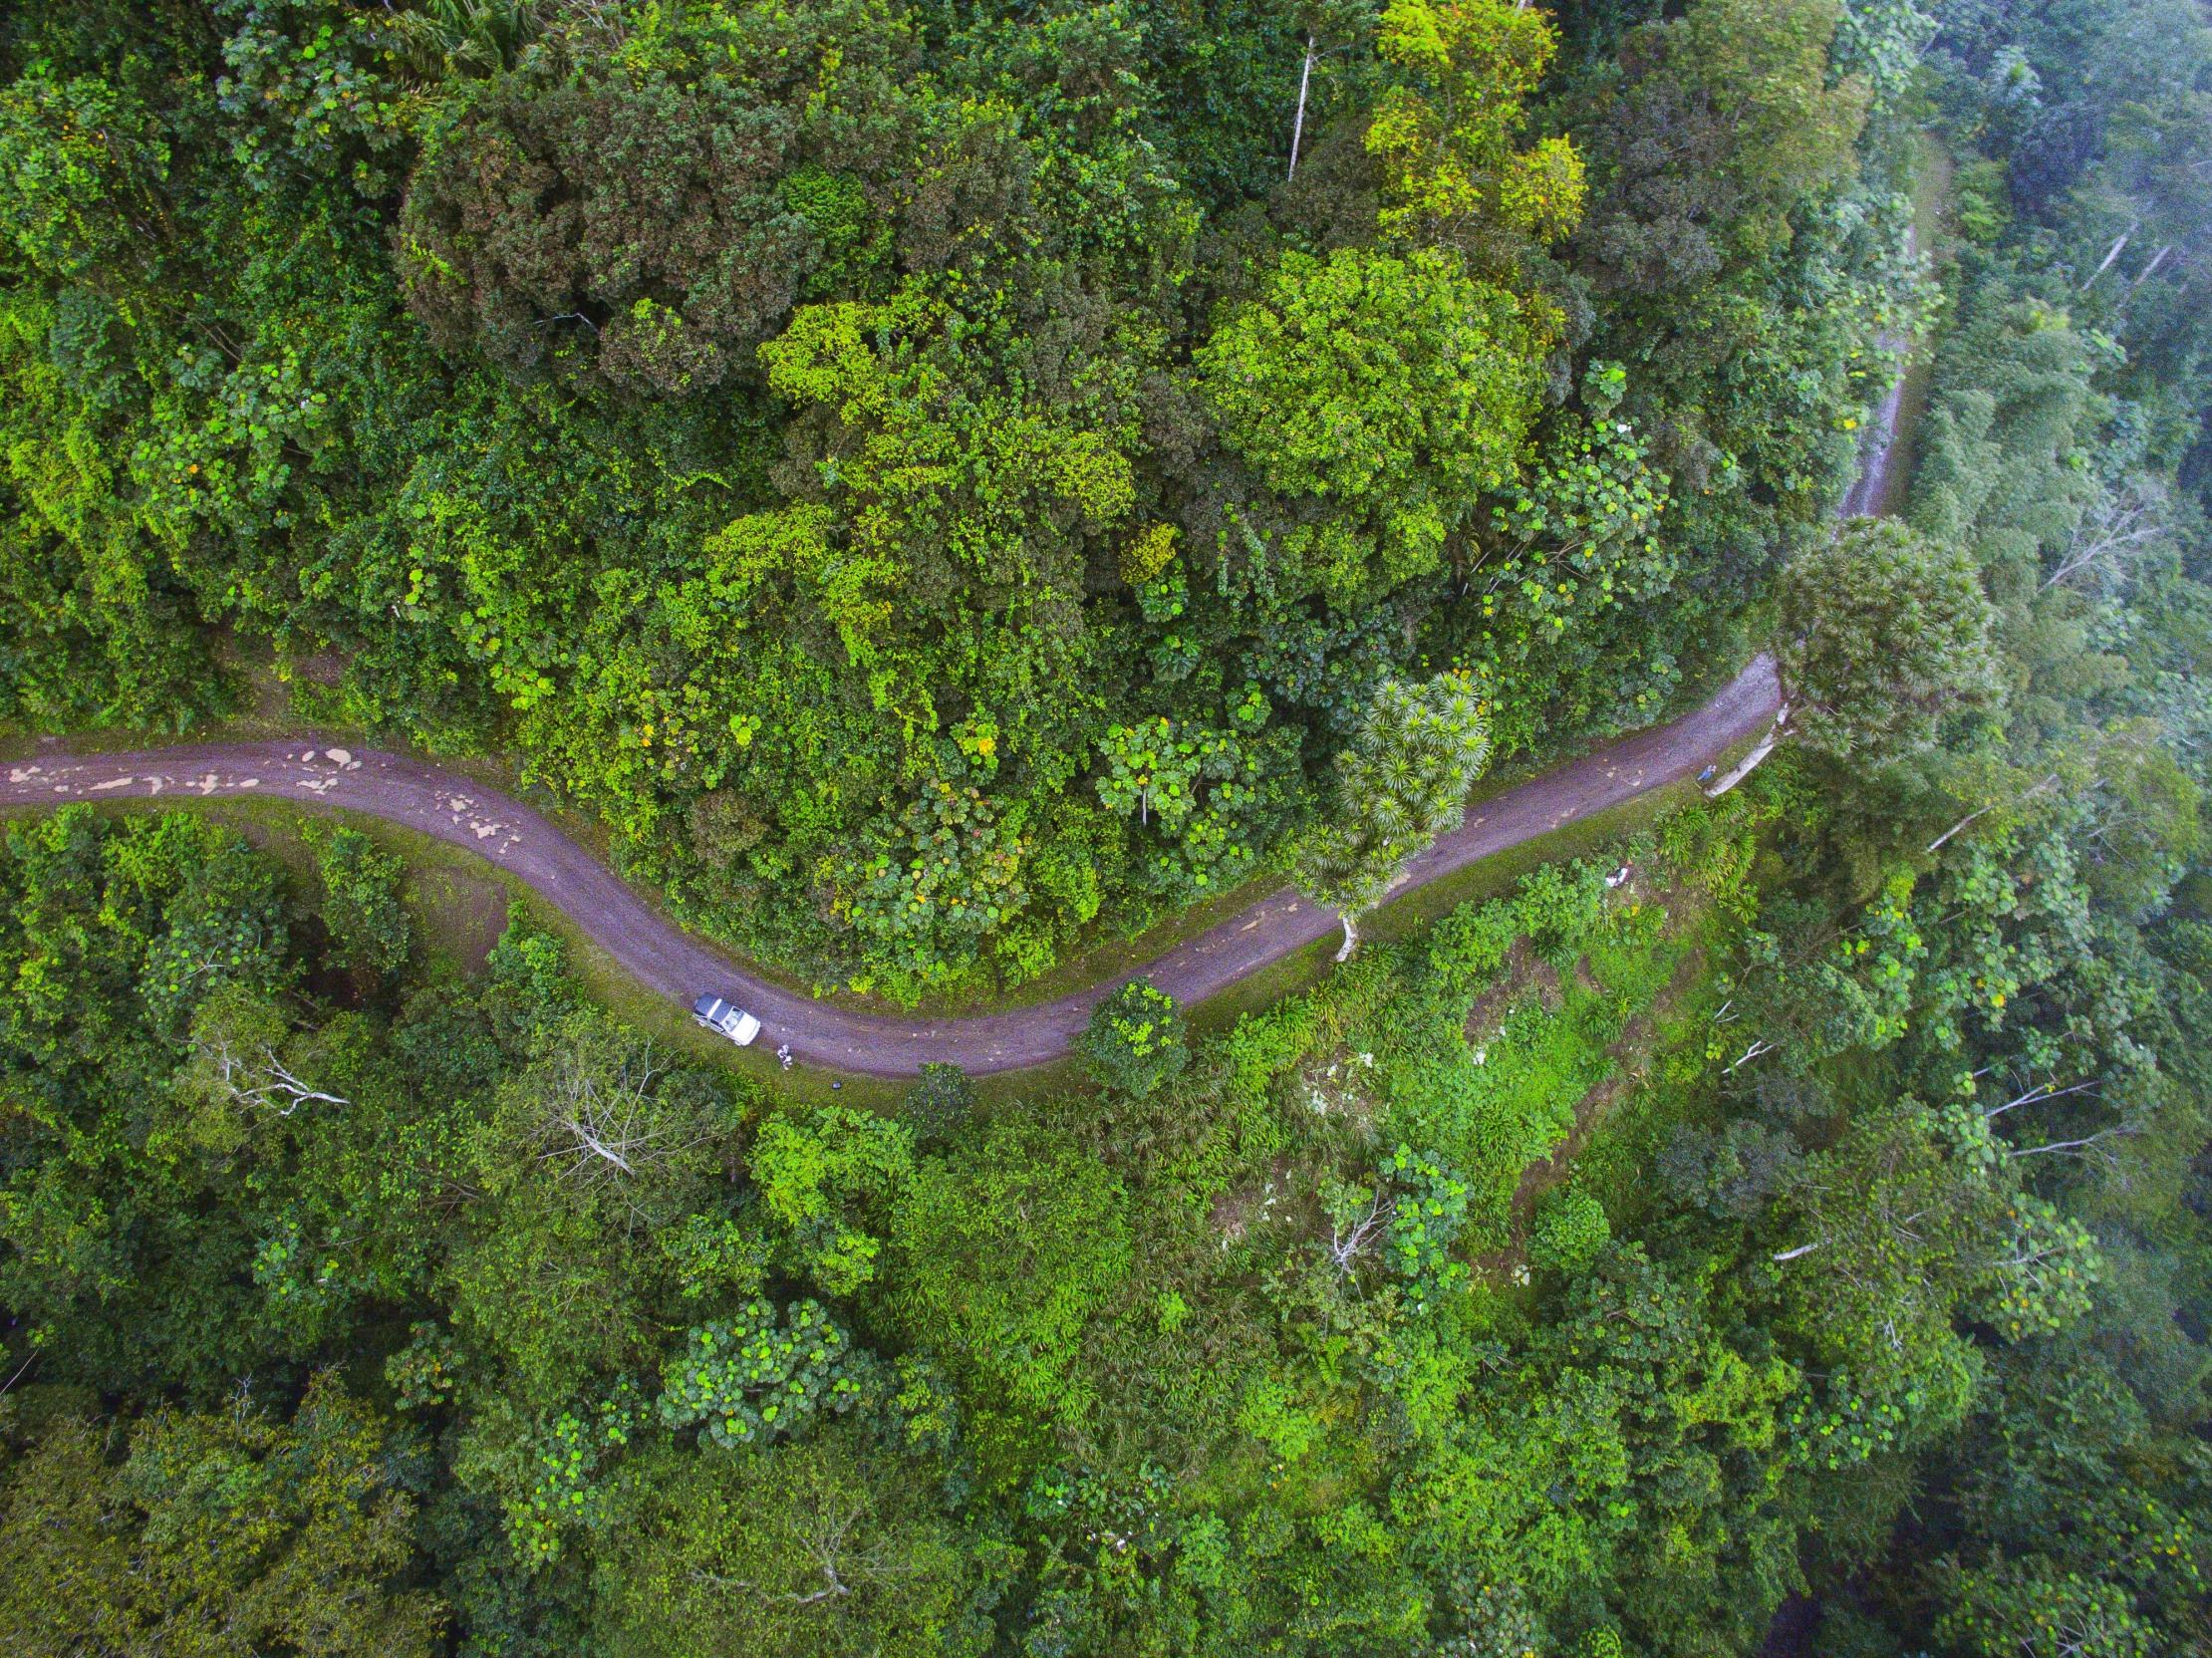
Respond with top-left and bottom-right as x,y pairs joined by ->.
1935,1555 -> 2157,1658
0,62 -> 169,281
1075,978 -> 1190,1098
1366,0 -> 1587,251
747,1103 -> 917,1293
891,1117 -> 1132,1429
1194,245 -> 1548,606
597,1429 -> 994,1658
655,1297 -> 872,1451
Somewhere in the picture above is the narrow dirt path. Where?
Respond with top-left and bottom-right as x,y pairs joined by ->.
1839,222 -> 1927,520
0,657 -> 1780,1076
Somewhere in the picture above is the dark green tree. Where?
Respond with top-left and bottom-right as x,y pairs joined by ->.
1706,519 -> 2000,794
1076,978 -> 1191,1098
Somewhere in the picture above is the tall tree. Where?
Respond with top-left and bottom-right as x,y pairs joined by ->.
1194,246 -> 1548,607
397,0 -> 919,392
0,1376 -> 443,1656
1294,672 -> 1493,958
1706,518 -> 2000,794
1365,0 -> 1588,257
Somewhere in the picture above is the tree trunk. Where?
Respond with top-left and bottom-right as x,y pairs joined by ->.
1927,772 -> 2059,853
2129,244 -> 2173,290
1703,707 -> 1789,798
2081,224 -> 2136,290
1334,911 -> 1359,963
1287,35 -> 1315,181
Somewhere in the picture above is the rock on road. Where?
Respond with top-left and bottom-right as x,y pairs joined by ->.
0,656 -> 1781,1076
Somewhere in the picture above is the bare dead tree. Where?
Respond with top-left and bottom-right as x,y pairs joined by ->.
1723,1036 -> 1780,1074
529,1038 -> 705,1208
2042,477 -> 2169,592
194,1035 -> 350,1117
2127,244 -> 2175,291
1703,703 -> 1792,798
2007,1124 -> 2139,1165
1981,1076 -> 2102,1121
689,1493 -> 920,1607
1328,1189 -> 1395,1276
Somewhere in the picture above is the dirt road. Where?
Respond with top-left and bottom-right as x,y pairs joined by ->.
1837,224 -> 1922,519
0,655 -> 1780,1075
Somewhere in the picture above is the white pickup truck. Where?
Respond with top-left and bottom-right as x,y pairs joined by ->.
691,993 -> 762,1047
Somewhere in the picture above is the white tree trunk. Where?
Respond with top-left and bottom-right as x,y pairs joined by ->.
1927,772 -> 2060,853
1287,35 -> 1316,181
2129,245 -> 2173,290
1703,707 -> 1789,798
2081,224 -> 2136,289
1334,911 -> 1359,963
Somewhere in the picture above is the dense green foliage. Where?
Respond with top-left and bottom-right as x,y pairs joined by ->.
1772,516 -> 2000,759
0,0 -> 1921,1003
1293,668 -> 1492,954
1076,978 -> 1191,1098
3,1 -> 2210,1655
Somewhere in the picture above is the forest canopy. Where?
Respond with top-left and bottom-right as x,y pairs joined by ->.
0,0 -> 1911,1001
2,1 -> 2210,1656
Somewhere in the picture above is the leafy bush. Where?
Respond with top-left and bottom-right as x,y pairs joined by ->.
891,1118 -> 1132,1425
903,1061 -> 975,1145
1528,1189 -> 1610,1275
655,1298 -> 870,1451
1076,979 -> 1190,1097
1381,1145 -> 1472,1311
306,823 -> 411,979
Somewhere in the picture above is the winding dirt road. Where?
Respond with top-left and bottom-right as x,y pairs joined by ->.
0,657 -> 1781,1075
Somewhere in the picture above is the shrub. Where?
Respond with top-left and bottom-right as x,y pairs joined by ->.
306,824 -> 411,979
655,1298 -> 870,1451
1382,1145 -> 1472,1311
1076,979 -> 1190,1097
903,1062 -> 975,1145
1528,1189 -> 1610,1275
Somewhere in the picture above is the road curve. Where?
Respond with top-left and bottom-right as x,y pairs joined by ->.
0,655 -> 1781,1076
